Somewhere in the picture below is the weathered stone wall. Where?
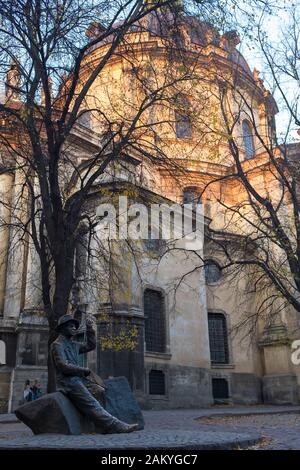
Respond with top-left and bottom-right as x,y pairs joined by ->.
140,364 -> 212,410
262,374 -> 299,405
230,373 -> 262,405
0,369 -> 11,412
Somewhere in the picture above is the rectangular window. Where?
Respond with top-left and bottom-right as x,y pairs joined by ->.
175,112 -> 192,139
144,289 -> 166,353
208,313 -> 229,364
149,370 -> 165,395
212,378 -> 229,400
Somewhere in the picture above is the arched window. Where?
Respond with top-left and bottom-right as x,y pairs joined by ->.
242,120 -> 255,159
170,26 -> 185,48
268,115 -> 276,145
204,260 -> 222,284
144,289 -> 166,353
182,187 -> 202,232
175,95 -> 192,139
78,110 -> 91,128
182,186 -> 201,205
208,312 -> 229,364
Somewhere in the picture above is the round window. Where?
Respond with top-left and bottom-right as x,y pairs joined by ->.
204,260 -> 222,284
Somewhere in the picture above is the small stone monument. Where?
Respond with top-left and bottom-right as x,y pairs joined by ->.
15,314 -> 143,435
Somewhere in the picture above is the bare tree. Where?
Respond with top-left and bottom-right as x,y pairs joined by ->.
179,2 -> 300,333
0,0 -> 241,390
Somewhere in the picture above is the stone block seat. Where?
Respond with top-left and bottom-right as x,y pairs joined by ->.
15,376 -> 144,435
15,392 -> 95,435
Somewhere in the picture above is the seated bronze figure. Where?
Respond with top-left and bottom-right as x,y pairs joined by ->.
51,314 -> 138,434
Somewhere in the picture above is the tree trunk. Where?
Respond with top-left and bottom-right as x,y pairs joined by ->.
47,338 -> 57,393
46,248 -> 75,392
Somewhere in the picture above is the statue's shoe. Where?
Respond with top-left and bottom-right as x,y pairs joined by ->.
106,422 -> 139,434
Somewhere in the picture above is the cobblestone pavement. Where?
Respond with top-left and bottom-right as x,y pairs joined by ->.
0,428 -> 260,450
144,408 -> 300,450
0,407 -> 300,449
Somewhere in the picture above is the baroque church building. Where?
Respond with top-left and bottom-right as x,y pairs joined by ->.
0,11 -> 299,412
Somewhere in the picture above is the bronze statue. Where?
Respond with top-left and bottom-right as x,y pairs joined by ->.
51,314 -> 138,434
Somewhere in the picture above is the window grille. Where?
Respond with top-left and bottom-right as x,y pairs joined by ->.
212,378 -> 229,400
208,313 -> 229,364
144,289 -> 166,353
149,369 -> 165,395
175,95 -> 192,139
175,111 -> 192,138
182,186 -> 201,205
204,260 -> 222,284
242,120 -> 255,159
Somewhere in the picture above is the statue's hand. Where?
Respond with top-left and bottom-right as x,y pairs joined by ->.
86,318 -> 95,330
83,368 -> 91,377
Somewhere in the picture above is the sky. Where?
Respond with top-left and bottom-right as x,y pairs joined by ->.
236,0 -> 300,142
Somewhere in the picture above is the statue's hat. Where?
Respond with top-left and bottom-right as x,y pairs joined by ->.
56,314 -> 79,331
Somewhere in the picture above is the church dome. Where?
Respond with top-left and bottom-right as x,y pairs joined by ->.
86,11 -> 253,80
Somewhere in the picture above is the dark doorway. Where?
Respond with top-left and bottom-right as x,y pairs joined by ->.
212,377 -> 229,402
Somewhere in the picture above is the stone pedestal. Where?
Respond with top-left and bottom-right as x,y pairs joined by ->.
15,392 -> 95,435
259,324 -> 298,404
